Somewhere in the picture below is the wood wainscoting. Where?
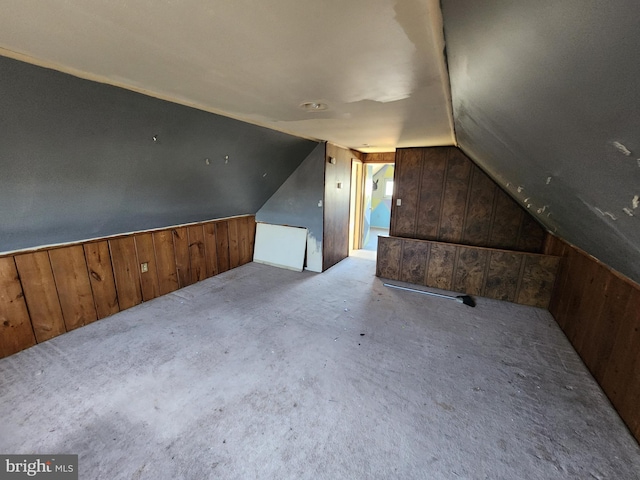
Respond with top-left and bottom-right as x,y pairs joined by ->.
0,215 -> 255,359
377,236 -> 559,308
544,234 -> 640,442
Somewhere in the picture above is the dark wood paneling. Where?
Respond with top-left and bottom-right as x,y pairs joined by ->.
389,146 -> 547,253
516,255 -> 559,308
462,166 -> 496,246
153,230 -> 179,296
453,246 -> 489,296
571,261 -> 609,360
216,221 -> 231,273
14,252 -> 66,342
188,225 -> 207,283
379,236 -> 558,308
439,149 -> 472,243
391,148 -> 422,237
203,223 -> 219,278
517,214 -> 546,253
109,237 -> 143,310
376,236 -> 403,279
323,143 -> 353,270
400,240 -> 430,285
558,250 -> 592,345
485,251 -> 522,302
545,235 -> 640,443
601,288 -> 640,437
415,148 -> 447,239
425,243 -> 457,291
589,276 -> 632,383
490,189 -> 524,250
84,241 -> 120,319
135,233 -> 161,302
49,245 -> 97,330
172,227 -> 192,288
0,257 -> 36,357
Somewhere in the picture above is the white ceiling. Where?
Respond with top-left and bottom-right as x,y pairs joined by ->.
0,0 -> 454,153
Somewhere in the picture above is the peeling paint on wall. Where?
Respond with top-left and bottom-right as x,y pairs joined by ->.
623,207 -> 634,217
612,141 -> 632,156
633,195 -> 639,209
595,207 -> 618,221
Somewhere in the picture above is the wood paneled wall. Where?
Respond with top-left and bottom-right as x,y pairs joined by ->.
377,236 -> 559,308
323,143 -> 356,271
544,235 -> 640,442
391,147 -> 546,253
0,215 -> 255,359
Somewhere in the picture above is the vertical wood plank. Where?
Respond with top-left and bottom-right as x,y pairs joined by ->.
426,243 -> 457,291
560,251 -> 592,344
517,215 -> 546,253
453,246 -> 488,296
572,261 -> 610,365
489,189 -> 524,250
550,246 -> 579,331
188,225 -> 207,283
203,222 -> 219,278
399,240 -> 430,285
49,245 -> 97,330
238,216 -> 252,265
415,148 -> 447,239
14,252 -> 66,342
589,276 -> 633,383
109,237 -> 143,310
484,251 -> 522,302
172,227 -> 192,288
84,241 -> 120,319
0,257 -> 36,357
216,221 -> 231,273
153,230 -> 179,295
462,166 -> 496,247
375,237 -> 403,280
516,255 -> 560,308
228,219 -> 241,269
599,287 -> 640,434
247,216 -> 256,261
390,148 -> 422,237
544,236 -> 569,316
135,233 -> 161,301
439,149 -> 472,243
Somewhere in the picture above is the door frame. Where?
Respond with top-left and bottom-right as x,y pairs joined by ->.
349,159 -> 365,253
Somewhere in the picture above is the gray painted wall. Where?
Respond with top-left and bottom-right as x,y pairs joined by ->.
441,0 -> 640,283
0,56 -> 318,252
256,143 -> 325,272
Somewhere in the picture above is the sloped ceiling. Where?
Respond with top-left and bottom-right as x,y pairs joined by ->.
0,0 -> 454,152
441,0 -> 640,284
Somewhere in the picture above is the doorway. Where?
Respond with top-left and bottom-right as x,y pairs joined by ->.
349,161 -> 394,253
